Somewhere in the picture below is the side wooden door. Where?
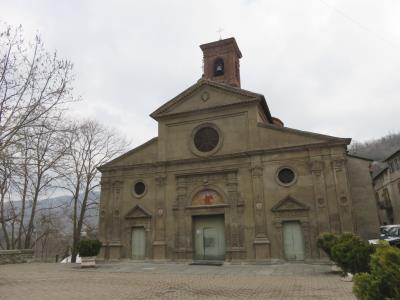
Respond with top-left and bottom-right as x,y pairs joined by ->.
131,227 -> 145,260
283,221 -> 305,261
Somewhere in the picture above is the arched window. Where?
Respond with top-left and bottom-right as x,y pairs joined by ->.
213,58 -> 224,76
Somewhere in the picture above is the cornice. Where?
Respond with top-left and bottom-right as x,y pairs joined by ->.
99,140 -> 348,172
155,97 -> 259,120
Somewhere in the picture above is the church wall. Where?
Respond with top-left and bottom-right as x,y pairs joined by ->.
98,143 -> 377,262
347,157 -> 380,239
160,107 -> 251,161
261,150 -> 319,260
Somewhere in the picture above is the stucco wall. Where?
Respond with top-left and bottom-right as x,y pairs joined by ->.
347,156 -> 380,239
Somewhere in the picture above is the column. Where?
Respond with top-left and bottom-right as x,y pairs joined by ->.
250,155 -> 270,260
109,180 -> 123,259
332,159 -> 354,232
310,160 -> 330,233
174,176 -> 187,260
98,181 -> 111,260
227,172 -> 243,260
153,174 -> 167,259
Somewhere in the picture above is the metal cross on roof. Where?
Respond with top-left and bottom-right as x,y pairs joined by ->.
217,28 -> 224,40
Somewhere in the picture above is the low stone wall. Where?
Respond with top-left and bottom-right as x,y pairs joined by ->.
0,249 -> 34,265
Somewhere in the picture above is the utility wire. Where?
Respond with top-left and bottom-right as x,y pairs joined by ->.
318,0 -> 400,50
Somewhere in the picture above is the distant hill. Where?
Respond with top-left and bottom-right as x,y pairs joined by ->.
3,191 -> 100,235
349,132 -> 400,161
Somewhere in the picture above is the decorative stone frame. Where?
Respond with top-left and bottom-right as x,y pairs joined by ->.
275,166 -> 298,187
124,205 -> 153,260
173,170 -> 245,261
273,217 -> 311,261
189,123 -> 223,157
271,196 -> 312,260
131,179 -> 147,199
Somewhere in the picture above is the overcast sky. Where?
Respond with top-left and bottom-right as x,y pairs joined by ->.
1,0 -> 399,146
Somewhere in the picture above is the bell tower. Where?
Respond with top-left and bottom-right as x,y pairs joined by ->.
200,37 -> 242,88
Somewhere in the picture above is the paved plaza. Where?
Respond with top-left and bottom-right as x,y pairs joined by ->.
0,262 -> 355,300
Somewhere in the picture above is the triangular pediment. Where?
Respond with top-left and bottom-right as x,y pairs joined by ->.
271,196 -> 309,212
99,137 -> 158,170
125,204 -> 152,219
151,79 -> 263,119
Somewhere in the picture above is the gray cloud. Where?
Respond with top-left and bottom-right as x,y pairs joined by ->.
1,0 -> 399,146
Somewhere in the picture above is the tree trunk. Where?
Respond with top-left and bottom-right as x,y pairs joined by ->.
17,161 -> 29,249
0,192 -> 11,250
24,174 -> 42,249
71,180 -> 81,263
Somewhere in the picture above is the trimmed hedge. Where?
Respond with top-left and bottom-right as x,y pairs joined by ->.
317,232 -> 339,260
317,232 -> 374,275
77,240 -> 102,257
331,233 -> 375,275
353,242 -> 400,300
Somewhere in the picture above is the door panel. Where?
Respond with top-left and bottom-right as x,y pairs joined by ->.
283,221 -> 305,261
193,215 -> 225,260
132,227 -> 145,260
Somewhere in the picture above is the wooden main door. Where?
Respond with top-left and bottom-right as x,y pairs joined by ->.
193,215 -> 225,261
131,227 -> 145,260
283,221 -> 305,261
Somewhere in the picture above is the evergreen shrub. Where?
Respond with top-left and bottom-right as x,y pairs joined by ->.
331,233 -> 375,275
353,242 -> 400,300
77,240 -> 102,257
317,232 -> 339,260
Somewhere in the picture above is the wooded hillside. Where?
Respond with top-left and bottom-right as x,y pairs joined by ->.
349,132 -> 400,161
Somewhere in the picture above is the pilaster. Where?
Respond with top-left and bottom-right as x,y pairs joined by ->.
250,155 -> 270,260
332,158 -> 354,232
153,171 -> 167,259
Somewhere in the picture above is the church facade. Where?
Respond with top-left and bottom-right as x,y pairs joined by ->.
98,38 -> 379,262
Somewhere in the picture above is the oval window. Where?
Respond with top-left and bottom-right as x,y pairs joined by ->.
133,181 -> 146,196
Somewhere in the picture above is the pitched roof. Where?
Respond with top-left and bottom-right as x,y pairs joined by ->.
372,164 -> 388,180
384,149 -> 400,162
257,122 -> 351,144
150,79 -> 273,122
346,153 -> 373,161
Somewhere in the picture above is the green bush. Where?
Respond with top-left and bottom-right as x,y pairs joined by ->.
317,232 -> 339,260
331,233 -> 375,275
77,239 -> 102,257
353,242 -> 400,300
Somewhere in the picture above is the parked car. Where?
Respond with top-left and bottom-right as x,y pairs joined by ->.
370,225 -> 400,247
380,225 -> 399,239
384,226 -> 400,247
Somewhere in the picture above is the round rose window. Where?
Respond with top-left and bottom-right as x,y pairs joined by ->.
278,168 -> 295,184
194,127 -> 219,152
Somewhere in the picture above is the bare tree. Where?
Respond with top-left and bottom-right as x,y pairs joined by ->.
22,118 -> 69,249
0,154 -> 13,249
0,23 -> 75,251
61,119 -> 128,262
0,24 -> 74,154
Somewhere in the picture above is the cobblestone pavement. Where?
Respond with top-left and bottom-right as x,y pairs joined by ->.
0,262 -> 355,300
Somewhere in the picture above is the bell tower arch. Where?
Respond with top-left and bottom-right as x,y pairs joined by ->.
200,37 -> 242,87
